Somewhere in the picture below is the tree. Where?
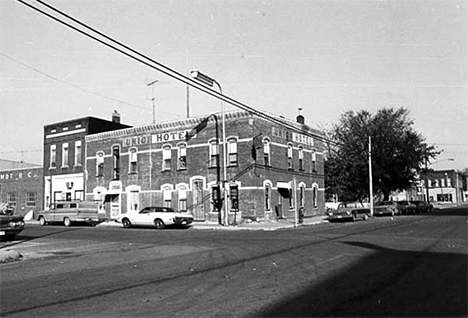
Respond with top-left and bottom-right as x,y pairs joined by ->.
325,107 -> 438,201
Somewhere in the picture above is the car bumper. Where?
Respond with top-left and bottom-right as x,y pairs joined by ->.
173,218 -> 194,226
328,214 -> 352,220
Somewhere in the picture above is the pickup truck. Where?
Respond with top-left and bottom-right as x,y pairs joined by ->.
0,203 -> 25,240
37,201 -> 106,226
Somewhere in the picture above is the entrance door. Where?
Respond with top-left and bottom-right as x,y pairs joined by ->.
105,194 -> 120,219
192,179 -> 204,221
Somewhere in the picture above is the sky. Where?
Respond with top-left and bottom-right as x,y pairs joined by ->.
1,0 -> 467,171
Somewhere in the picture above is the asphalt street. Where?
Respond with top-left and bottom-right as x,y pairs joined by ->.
1,206 -> 466,318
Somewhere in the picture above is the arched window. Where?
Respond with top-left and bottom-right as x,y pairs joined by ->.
227,138 -> 238,166
209,140 -> 220,168
129,148 -> 138,174
298,146 -> 304,171
312,183 -> 318,208
162,145 -> 171,171
263,139 -> 271,166
265,183 -> 271,211
178,143 -> 187,170
163,186 -> 172,208
96,152 -> 104,177
312,150 -> 317,172
178,186 -> 187,211
112,145 -> 120,180
287,143 -> 294,171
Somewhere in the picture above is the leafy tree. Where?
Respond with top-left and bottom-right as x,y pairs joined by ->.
325,107 -> 438,201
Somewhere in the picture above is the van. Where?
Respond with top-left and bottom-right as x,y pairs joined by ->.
38,201 -> 105,226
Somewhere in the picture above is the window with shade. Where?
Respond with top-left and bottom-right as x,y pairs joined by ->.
162,146 -> 171,171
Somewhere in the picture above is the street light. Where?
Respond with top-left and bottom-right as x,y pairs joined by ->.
190,69 -> 228,226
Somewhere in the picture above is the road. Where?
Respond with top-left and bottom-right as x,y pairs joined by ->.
1,207 -> 466,317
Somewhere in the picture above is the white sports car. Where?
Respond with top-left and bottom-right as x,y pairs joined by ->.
119,206 -> 194,229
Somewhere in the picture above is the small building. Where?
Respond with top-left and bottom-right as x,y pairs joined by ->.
0,161 -> 43,217
43,112 -> 131,209
84,110 -> 325,223
418,169 -> 466,204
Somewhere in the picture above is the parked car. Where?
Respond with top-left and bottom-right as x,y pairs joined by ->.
397,201 -> 417,215
0,203 -> 25,241
37,200 -> 105,226
410,200 -> 433,213
374,201 -> 401,216
119,206 -> 194,229
327,201 -> 370,222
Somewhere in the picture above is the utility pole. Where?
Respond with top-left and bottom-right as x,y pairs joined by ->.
424,145 -> 430,203
368,136 -> 374,216
147,79 -> 159,124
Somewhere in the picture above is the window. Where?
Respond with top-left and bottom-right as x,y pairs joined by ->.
312,185 -> 318,208
211,185 -> 221,212
287,144 -> 293,171
74,141 -> 82,166
209,141 -> 220,168
163,187 -> 172,208
447,177 -> 452,187
7,193 -> 16,208
129,148 -> 138,174
263,139 -> 271,166
96,152 -> 104,177
299,185 -> 305,208
62,143 -> 69,167
113,146 -> 120,180
178,186 -> 187,212
265,184 -> 271,211
312,151 -> 317,172
289,188 -> 294,209
298,147 -> 304,171
227,139 -> 238,166
162,146 -> 171,171
26,192 -> 37,207
74,190 -> 84,201
50,145 -> 57,168
441,178 -> 445,187
178,144 -> 187,170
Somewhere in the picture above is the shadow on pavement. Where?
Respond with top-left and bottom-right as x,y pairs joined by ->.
253,241 -> 467,317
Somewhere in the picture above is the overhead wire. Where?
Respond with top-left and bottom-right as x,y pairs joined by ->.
15,0 -> 333,144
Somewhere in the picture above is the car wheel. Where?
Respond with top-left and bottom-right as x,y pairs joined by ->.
39,216 -> 47,226
154,219 -> 165,229
122,218 -> 132,228
63,217 -> 71,227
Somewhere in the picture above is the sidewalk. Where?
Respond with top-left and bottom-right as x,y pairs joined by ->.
94,214 -> 328,231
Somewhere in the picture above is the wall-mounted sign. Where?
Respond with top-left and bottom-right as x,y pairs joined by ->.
123,135 -> 150,147
0,171 -> 39,180
152,131 -> 189,143
271,127 -> 314,146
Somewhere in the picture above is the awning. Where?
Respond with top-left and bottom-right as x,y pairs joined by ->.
277,181 -> 292,189
277,181 -> 292,198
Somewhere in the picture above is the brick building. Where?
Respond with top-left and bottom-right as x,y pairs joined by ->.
84,110 -> 325,223
43,112 -> 131,209
0,164 -> 43,217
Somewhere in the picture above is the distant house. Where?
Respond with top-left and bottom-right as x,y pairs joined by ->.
392,169 -> 467,204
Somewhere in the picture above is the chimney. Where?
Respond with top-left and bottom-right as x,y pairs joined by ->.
112,110 -> 121,124
296,108 -> 305,125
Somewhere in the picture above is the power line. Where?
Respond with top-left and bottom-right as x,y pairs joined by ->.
14,0 -> 332,144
